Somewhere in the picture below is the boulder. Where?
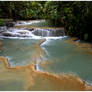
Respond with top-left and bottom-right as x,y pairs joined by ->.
4,22 -> 15,27
2,32 -> 13,36
23,28 -> 34,31
0,26 -> 7,33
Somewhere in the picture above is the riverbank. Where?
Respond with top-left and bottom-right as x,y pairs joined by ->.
0,20 -> 92,91
66,37 -> 92,55
0,38 -> 92,91
0,55 -> 92,91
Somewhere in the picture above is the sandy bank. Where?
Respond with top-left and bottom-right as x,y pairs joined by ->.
0,38 -> 92,91
66,37 -> 92,55
0,56 -> 92,91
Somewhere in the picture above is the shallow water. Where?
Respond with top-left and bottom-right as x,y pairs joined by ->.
0,39 -> 41,66
0,20 -> 92,90
1,37 -> 92,84
40,39 -> 92,84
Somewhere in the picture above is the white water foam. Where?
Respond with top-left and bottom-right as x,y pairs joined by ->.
35,63 -> 40,71
41,36 -> 67,46
44,36 -> 67,40
15,20 -> 45,26
5,56 -> 12,62
0,27 -> 67,40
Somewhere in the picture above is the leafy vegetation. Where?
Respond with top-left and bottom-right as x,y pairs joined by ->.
30,21 -> 54,27
0,1 -> 45,20
0,1 -> 92,41
44,1 -> 92,41
0,19 -> 4,26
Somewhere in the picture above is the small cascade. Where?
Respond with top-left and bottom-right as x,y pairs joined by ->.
0,26 -> 7,33
32,28 -> 65,37
0,20 -> 66,39
32,28 -> 52,37
35,62 -> 40,71
0,26 -> 65,38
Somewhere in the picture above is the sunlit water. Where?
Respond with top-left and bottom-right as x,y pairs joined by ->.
0,20 -> 92,90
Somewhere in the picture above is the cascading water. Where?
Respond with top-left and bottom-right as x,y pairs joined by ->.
0,20 -> 92,91
32,28 -> 53,37
0,21 -> 66,72
0,27 -> 65,38
32,28 -> 63,37
0,20 -> 66,69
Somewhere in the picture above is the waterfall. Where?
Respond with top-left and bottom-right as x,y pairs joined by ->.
0,26 -> 65,38
32,28 -> 65,37
0,20 -> 65,38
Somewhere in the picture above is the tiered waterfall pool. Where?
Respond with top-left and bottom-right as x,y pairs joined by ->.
0,20 -> 92,90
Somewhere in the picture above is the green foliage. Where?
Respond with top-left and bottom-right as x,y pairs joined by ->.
0,1 -> 45,20
84,33 -> 88,41
44,1 -> 92,41
30,20 -> 53,27
0,19 -> 4,26
0,1 -> 92,41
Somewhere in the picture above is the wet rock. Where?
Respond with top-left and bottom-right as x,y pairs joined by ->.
4,22 -> 15,27
1,19 -> 15,27
18,30 -> 31,34
23,28 -> 34,31
2,32 -> 13,36
18,21 -> 23,24
1,31 -> 32,37
71,37 -> 79,41
0,26 -> 7,33
2,32 -> 20,37
32,28 -> 65,37
55,29 -> 65,36
28,28 -> 34,31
